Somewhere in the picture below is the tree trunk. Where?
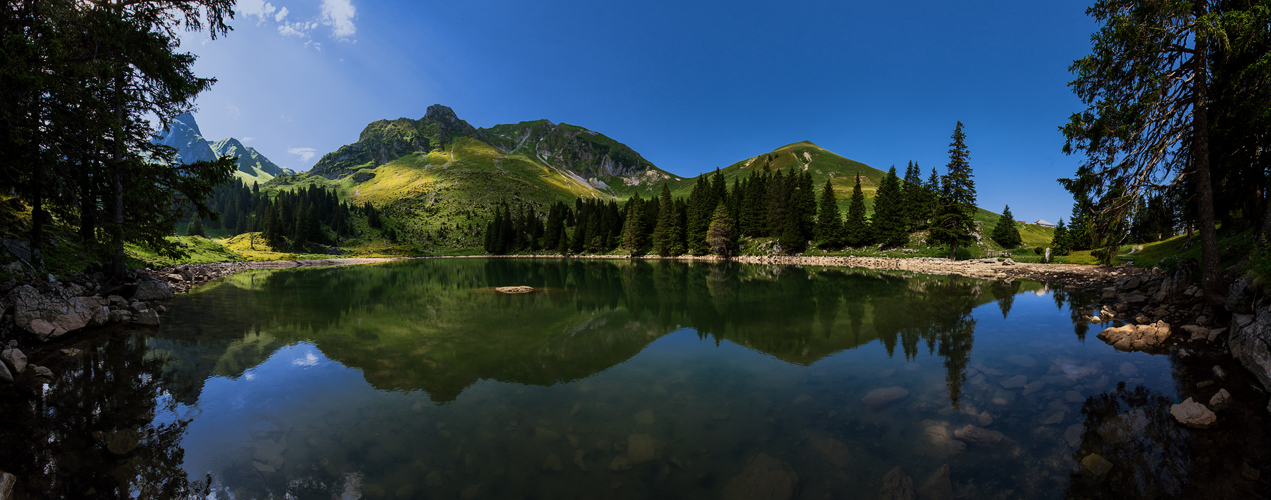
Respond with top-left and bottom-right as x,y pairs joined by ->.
110,72 -> 126,280
1192,0 -> 1225,308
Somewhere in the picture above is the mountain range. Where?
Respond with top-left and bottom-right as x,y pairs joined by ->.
155,113 -> 292,184
163,105 -> 1049,252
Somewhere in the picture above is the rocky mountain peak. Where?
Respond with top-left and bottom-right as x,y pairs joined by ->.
423,104 -> 476,135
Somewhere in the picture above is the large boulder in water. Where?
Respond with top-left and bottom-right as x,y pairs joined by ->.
1169,398 -> 1216,429
130,278 -> 173,301
1229,311 -> 1271,414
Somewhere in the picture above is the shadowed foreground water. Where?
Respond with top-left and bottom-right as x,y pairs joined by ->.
0,259 -> 1266,499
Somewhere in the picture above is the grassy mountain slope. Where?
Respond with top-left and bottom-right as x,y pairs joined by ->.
210,138 -> 290,184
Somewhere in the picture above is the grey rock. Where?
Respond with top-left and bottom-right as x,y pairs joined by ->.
1081,453 -> 1114,477
1228,307 -> 1271,409
1169,398 -> 1216,428
917,464 -> 952,500
953,425 -> 1009,448
861,386 -> 909,407
108,309 -> 133,323
8,285 -> 97,340
134,309 -> 160,326
1212,365 -> 1227,380
32,365 -> 53,382
627,434 -> 655,464
1209,389 -> 1231,411
0,362 -> 11,383
803,430 -> 852,469
131,279 -> 173,301
1096,321 -> 1172,351
918,420 -> 966,458
0,470 -> 15,499
999,375 -> 1027,389
721,453 -> 797,500
879,466 -> 914,500
1,348 -> 26,374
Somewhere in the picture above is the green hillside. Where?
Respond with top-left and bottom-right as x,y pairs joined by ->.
258,105 -> 1052,256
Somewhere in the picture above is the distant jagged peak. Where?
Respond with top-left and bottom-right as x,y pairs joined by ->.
169,112 -> 203,138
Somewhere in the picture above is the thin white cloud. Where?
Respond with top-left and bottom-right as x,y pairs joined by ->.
241,1 -> 355,49
277,21 -> 308,37
241,137 -> 255,142
288,147 -> 316,162
239,0 -> 278,25
321,0 -> 357,41
227,104 -> 241,119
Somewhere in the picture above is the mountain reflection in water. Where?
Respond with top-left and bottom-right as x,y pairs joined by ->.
0,259 -> 1264,499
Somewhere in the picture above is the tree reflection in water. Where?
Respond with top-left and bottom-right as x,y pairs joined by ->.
1066,382 -> 1190,499
0,331 -> 205,499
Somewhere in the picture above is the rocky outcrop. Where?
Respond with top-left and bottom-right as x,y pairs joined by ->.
7,286 -> 106,341
0,267 -> 175,348
1229,308 -> 1271,414
1096,321 -> 1173,351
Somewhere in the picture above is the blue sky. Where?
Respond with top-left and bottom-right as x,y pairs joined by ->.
184,0 -> 1098,223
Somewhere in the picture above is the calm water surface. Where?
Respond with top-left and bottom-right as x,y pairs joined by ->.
2,259 -> 1266,499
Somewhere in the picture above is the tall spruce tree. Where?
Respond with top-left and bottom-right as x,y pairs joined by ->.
902,161 -> 926,230
991,205 -> 1022,249
707,204 -> 738,257
871,166 -> 909,248
928,121 -> 977,259
653,184 -> 676,256
814,178 -> 843,247
621,193 -> 646,255
843,173 -> 871,247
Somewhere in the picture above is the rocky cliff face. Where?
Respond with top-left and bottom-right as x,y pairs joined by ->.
1229,299 -> 1271,414
211,138 -> 288,179
309,105 -> 478,180
155,113 -> 217,165
479,120 -> 660,181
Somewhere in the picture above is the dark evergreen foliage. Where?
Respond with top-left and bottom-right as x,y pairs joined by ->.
814,179 -> 843,247
928,122 -> 977,259
990,205 -> 1022,249
871,166 -> 909,248
843,174 -> 872,247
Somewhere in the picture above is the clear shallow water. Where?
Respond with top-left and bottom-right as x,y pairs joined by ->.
1,259 -> 1266,499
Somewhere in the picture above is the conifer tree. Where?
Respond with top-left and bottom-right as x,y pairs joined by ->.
991,205 -> 1022,249
707,204 -> 738,257
766,170 -> 788,237
1052,219 -> 1071,256
186,217 -> 205,237
902,161 -> 925,230
872,166 -> 909,248
814,179 -> 843,247
928,121 -> 977,259
671,198 -> 688,256
843,174 -> 871,247
622,193 -> 646,255
653,184 -> 676,256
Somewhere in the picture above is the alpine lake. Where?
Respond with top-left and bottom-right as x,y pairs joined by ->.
1,258 -> 1267,499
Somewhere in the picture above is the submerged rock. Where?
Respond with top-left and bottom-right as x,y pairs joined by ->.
802,430 -> 852,469
999,375 -> 1027,389
953,425 -> 1010,449
1169,398 -> 1217,428
917,464 -> 953,500
918,420 -> 966,458
627,434 -> 655,463
861,387 -> 909,407
1096,409 -> 1148,445
721,453 -> 797,500
1081,453 -> 1114,477
879,466 -> 914,500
